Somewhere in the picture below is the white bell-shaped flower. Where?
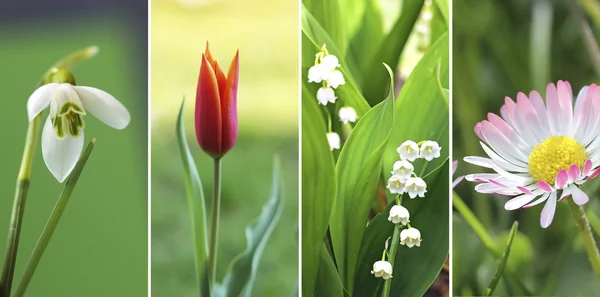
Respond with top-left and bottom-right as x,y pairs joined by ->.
27,82 -> 130,182
397,140 -> 419,161
400,227 -> 422,248
326,70 -> 345,89
317,87 -> 336,105
388,205 -> 410,225
326,132 -> 340,151
338,107 -> 357,124
371,260 -> 393,279
419,140 -> 441,161
405,177 -> 427,198
308,64 -> 328,83
391,160 -> 414,178
387,175 -> 407,194
320,55 -> 340,71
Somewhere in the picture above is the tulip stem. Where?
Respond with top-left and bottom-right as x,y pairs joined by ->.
382,196 -> 402,297
567,199 -> 600,280
208,157 -> 222,294
0,115 -> 42,297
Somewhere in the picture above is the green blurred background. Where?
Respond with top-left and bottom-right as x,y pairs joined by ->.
150,0 -> 298,296
0,2 -> 148,296
453,0 -> 600,295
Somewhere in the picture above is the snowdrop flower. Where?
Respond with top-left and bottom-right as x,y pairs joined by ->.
464,81 -> 600,228
419,140 -> 441,161
317,87 -> 336,105
391,160 -> 414,178
397,140 -> 419,161
338,107 -> 357,124
405,177 -> 427,198
326,70 -> 345,89
371,260 -> 393,279
388,205 -> 410,225
387,175 -> 407,194
326,132 -> 340,151
400,227 -> 422,248
27,70 -> 130,182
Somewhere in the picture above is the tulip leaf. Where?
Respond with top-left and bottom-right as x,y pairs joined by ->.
484,221 -> 519,296
176,100 -> 209,297
384,32 -> 449,185
353,160 -> 449,297
221,158 -> 284,297
301,84 -> 337,297
314,245 -> 343,297
361,0 -> 425,106
329,64 -> 395,295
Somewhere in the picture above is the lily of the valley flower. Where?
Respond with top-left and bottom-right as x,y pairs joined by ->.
419,140 -> 441,161
317,87 -> 336,105
338,106 -> 357,124
195,42 -> 239,159
307,45 -> 345,106
387,175 -> 407,194
400,227 -> 422,247
391,160 -> 414,178
27,69 -> 130,182
405,177 -> 427,198
397,140 -> 420,161
326,132 -> 340,150
388,205 -> 410,225
371,260 -> 393,279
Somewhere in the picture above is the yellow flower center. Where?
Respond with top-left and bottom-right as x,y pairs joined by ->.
528,136 -> 586,184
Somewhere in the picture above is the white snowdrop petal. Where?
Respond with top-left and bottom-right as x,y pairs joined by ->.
75,86 -> 131,130
41,116 -> 84,183
27,83 -> 60,121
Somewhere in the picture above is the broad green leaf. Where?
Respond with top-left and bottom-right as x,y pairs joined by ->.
384,33 -> 449,183
176,100 -> 210,297
301,84 -> 337,297
484,221 -> 519,296
222,158 -> 284,297
303,0 -> 346,58
338,0 -> 366,39
431,0 -> 449,42
329,64 -> 395,295
353,160 -> 449,297
361,0 -> 425,106
347,0 -> 384,84
314,245 -> 343,297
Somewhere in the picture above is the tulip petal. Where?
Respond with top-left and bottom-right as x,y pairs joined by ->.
42,116 -> 84,182
220,50 -> 239,153
195,54 -> 223,156
75,86 -> 131,130
27,83 -> 59,121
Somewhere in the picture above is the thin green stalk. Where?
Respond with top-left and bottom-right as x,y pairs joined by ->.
13,140 -> 96,297
208,158 -> 222,294
453,192 -> 501,257
0,115 -> 41,297
382,196 -> 402,297
569,0 -> 600,77
484,221 -> 518,296
567,199 -> 600,280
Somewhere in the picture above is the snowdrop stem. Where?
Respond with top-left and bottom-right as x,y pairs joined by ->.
567,199 -> 600,280
382,212 -> 401,297
208,157 -> 222,293
0,115 -> 41,296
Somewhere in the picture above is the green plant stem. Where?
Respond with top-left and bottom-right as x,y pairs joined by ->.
567,199 -> 600,280
13,140 -> 96,297
0,115 -> 42,297
382,196 -> 402,297
208,157 -> 222,294
453,192 -> 500,257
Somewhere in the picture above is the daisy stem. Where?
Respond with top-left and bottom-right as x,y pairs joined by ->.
207,157 -> 222,295
382,196 -> 403,297
567,199 -> 600,280
0,115 -> 41,297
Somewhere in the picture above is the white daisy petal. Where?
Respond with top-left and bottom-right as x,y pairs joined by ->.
540,192 -> 558,228
41,116 -> 84,183
569,184 -> 589,205
27,83 -> 59,121
75,86 -> 131,130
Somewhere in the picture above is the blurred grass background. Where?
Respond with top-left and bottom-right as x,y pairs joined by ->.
150,0 -> 298,296
453,0 -> 600,295
0,5 -> 148,297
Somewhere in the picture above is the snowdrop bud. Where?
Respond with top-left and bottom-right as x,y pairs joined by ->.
338,107 -> 357,124
321,55 -> 340,71
419,140 -> 441,161
387,175 -> 407,194
397,140 -> 419,161
400,227 -> 421,248
405,177 -> 427,198
326,70 -> 345,89
326,132 -> 340,151
388,205 -> 410,225
316,87 -> 336,105
308,64 -> 327,83
391,160 -> 414,178
371,260 -> 393,279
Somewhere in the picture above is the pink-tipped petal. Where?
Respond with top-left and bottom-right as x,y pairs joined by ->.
546,83 -> 561,135
489,179 -> 507,188
584,160 -> 593,176
537,180 -> 553,192
540,192 -> 558,228
555,170 -> 569,189
589,168 -> 600,180
524,192 -> 550,208
568,164 -> 581,182
474,122 -> 484,142
529,90 -> 549,128
570,185 -> 590,205
517,186 -> 533,195
505,194 -> 537,210
560,187 -> 571,201
557,81 -> 574,133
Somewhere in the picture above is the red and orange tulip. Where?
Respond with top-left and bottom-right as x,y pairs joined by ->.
195,42 -> 239,158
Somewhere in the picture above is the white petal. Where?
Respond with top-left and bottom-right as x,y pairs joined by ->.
540,192 -> 557,228
42,116 -> 84,182
75,86 -> 131,129
569,184 -> 590,205
27,83 -> 59,121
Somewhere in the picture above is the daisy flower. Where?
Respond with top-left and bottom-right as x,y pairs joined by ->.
464,81 -> 600,228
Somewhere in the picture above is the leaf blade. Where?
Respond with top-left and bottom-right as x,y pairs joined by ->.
484,221 -> 519,296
